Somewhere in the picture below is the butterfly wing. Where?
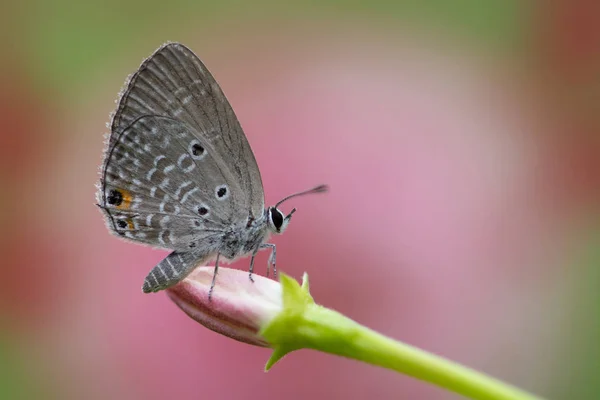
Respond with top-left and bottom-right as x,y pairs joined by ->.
98,42 -> 266,245
106,42 -> 264,218
99,115 -> 243,251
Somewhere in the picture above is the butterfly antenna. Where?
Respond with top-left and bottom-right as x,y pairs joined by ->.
275,184 -> 329,208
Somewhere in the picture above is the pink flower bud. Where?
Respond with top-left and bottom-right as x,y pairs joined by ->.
166,267 -> 283,347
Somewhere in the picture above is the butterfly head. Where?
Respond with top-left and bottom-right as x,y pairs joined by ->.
266,184 -> 329,235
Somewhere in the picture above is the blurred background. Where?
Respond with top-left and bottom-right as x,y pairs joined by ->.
1,1 -> 599,399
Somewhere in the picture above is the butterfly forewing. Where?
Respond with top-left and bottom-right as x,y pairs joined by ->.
103,112 -> 252,246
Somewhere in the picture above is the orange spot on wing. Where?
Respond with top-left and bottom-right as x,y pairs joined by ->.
127,218 -> 135,230
116,189 -> 133,209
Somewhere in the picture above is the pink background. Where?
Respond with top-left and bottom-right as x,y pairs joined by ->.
1,2 -> 598,399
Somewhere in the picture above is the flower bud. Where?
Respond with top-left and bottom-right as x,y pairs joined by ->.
167,267 -> 283,347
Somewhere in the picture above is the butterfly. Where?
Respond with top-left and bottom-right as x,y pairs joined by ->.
96,42 -> 327,296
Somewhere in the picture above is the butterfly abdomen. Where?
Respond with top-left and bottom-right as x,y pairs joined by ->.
143,250 -> 213,293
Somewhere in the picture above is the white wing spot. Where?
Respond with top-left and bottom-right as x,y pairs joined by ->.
181,187 -> 199,204
146,167 -> 157,181
160,215 -> 170,228
153,155 -> 166,166
132,197 -> 142,210
150,186 -> 157,198
177,153 -> 189,168
146,214 -> 154,226
175,180 -> 193,198
159,178 -> 170,190
182,95 -> 193,105
183,163 -> 195,173
159,194 -> 170,213
164,164 -> 175,174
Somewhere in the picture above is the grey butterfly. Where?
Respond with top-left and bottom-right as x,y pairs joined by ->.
96,42 -> 327,296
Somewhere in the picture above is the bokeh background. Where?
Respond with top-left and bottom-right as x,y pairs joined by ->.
1,1 -> 599,399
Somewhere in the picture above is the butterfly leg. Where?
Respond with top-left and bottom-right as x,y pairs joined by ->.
208,253 -> 220,300
260,243 -> 277,278
248,250 -> 258,283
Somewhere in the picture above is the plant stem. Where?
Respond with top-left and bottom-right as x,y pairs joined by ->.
297,304 -> 543,400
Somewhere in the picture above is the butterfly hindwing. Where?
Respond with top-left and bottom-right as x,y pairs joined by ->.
99,115 -> 247,250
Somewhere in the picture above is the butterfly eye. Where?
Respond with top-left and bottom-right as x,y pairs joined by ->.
270,208 -> 284,231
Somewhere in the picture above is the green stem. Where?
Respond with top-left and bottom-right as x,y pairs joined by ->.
300,305 -> 542,400
262,274 -> 544,400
